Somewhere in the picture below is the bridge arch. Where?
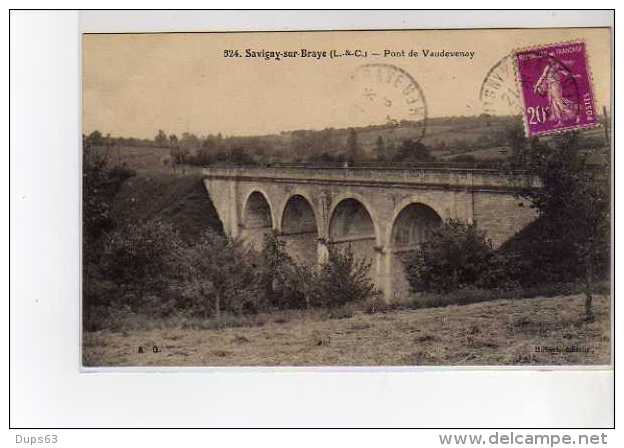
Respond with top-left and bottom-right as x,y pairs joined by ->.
327,193 -> 381,246
241,190 -> 274,250
327,196 -> 379,280
280,194 -> 319,264
280,194 -> 318,235
389,202 -> 443,250
242,190 -> 274,229
385,197 -> 446,248
327,195 -> 381,285
382,201 -> 443,300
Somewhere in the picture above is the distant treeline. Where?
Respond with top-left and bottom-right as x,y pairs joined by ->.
83,113 -> 609,168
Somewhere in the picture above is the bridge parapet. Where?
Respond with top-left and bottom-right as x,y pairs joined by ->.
202,166 -> 541,192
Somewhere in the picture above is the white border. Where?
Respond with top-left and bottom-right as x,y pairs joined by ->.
10,9 -> 615,428
79,9 -> 614,33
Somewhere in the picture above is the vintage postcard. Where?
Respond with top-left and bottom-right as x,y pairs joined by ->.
82,27 -> 612,367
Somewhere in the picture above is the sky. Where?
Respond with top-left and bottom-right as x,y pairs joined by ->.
83,28 -> 611,139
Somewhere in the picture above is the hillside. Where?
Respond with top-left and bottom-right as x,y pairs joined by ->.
111,172 -> 223,241
94,112 -> 609,171
253,115 -> 523,162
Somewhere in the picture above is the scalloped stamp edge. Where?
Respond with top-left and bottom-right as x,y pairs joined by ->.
511,39 -> 601,138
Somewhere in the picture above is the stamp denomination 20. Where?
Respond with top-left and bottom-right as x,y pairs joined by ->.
513,41 -> 599,137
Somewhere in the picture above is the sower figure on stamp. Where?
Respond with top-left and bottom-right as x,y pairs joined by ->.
533,59 -> 580,126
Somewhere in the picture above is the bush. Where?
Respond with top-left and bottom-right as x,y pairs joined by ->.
174,230 -> 263,319
256,233 -> 306,310
100,219 -> 184,311
255,235 -> 377,310
82,143 -> 135,260
306,245 -> 378,308
508,131 -> 610,320
404,219 -> 512,293
84,304 -> 141,332
392,139 -> 434,163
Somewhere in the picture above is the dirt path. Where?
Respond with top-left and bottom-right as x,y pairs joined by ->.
83,294 -> 610,367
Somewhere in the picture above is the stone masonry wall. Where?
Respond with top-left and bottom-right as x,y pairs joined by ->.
473,192 -> 537,247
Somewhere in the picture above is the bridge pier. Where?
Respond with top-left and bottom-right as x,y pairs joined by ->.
373,247 -> 390,300
317,238 -> 329,264
240,223 -> 273,251
372,247 -> 426,302
228,181 -> 240,238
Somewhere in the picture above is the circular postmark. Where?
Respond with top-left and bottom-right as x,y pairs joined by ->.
479,55 -> 522,116
346,63 -> 428,141
479,49 -> 584,135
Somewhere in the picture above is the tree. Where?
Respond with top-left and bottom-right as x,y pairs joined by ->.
201,136 -> 217,152
386,140 -> 398,160
506,121 -> 529,166
229,147 -> 256,166
375,135 -> 386,161
180,132 -> 201,152
101,220 -> 183,310
404,219 -> 500,293
155,129 -> 168,147
307,245 -> 377,308
513,132 -> 610,320
346,128 -> 361,164
169,134 -> 178,147
175,231 -> 261,319
393,139 -> 433,163
257,232 -> 303,309
170,146 -> 190,166
85,130 -> 104,147
82,136 -> 136,328
82,137 -> 135,256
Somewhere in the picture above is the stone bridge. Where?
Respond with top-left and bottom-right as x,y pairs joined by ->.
202,166 -> 539,301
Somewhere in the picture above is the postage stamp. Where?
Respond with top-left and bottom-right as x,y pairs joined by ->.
513,40 -> 599,137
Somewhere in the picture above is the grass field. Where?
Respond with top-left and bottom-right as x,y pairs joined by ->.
83,293 -> 610,367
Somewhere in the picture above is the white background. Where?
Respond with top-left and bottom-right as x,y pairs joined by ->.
6,7 -> 619,445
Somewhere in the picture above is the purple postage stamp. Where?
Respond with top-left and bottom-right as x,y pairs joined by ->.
514,40 -> 599,137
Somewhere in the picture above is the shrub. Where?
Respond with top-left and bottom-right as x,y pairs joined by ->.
288,262 -> 317,309
404,219 -> 511,293
306,245 -> 377,308
174,230 -> 263,319
254,234 -> 378,310
82,143 -> 135,261
392,139 -> 434,163
256,232 -> 306,309
509,131 -> 610,319
100,219 -> 184,311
